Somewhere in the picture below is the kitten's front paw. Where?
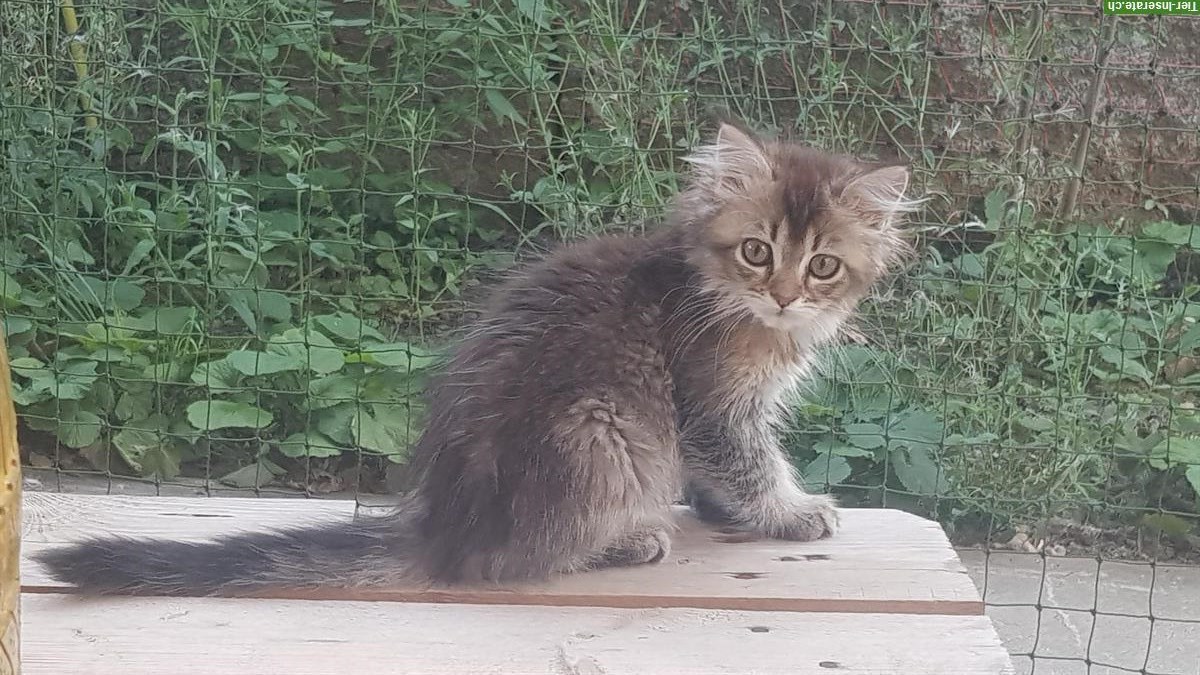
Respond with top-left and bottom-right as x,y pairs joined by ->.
770,495 -> 839,542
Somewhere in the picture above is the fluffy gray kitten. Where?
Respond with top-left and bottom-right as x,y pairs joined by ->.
38,121 -> 918,595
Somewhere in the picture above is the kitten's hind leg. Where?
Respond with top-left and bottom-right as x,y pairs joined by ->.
587,526 -> 672,570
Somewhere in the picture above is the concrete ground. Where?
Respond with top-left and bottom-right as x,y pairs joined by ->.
961,551 -> 1200,675
20,469 -> 1200,674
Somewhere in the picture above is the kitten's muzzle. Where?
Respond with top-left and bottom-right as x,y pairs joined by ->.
769,289 -> 802,309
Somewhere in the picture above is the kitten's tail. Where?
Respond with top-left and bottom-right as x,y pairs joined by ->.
34,508 -> 419,597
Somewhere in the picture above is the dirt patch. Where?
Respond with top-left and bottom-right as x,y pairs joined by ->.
955,517 -> 1200,565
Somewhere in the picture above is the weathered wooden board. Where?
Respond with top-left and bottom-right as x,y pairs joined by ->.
21,492 -> 984,614
0,336 -> 22,675
21,594 -> 1015,675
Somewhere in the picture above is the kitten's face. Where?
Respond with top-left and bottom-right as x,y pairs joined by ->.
706,204 -> 878,332
678,124 -> 917,336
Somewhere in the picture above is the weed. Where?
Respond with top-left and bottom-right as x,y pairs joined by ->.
1,0 -> 1196,539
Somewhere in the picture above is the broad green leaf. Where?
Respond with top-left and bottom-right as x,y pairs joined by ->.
889,409 -> 942,446
225,289 -> 293,333
1093,343 -> 1122,366
114,389 -> 153,422
348,342 -> 441,370
0,270 -> 23,301
22,406 -> 58,432
1179,322 -> 1200,353
353,404 -> 416,457
145,361 -> 187,382
135,443 -> 181,479
1141,220 -> 1196,246
3,316 -> 32,335
307,374 -> 361,408
258,210 -> 302,235
1097,345 -> 1153,384
58,408 -> 103,448
169,416 -> 203,445
11,374 -> 51,406
1187,466 -> 1200,500
813,437 -> 874,458
267,327 -> 345,374
187,400 -> 273,430
891,445 -> 947,496
951,253 -> 985,279
9,357 -> 43,374
306,168 -> 352,190
64,236 -> 95,263
89,346 -> 130,363
843,422 -> 886,450
191,358 -> 242,392
516,0 -> 551,27
65,277 -> 145,311
220,460 -> 285,489
483,88 -> 527,126
83,323 -> 139,348
1080,309 -> 1122,338
138,306 -> 197,334
277,430 -> 343,458
1119,359 -> 1154,384
801,453 -> 852,491
1149,437 -> 1200,469
54,359 -> 99,400
983,189 -> 1007,228
120,238 -> 156,277
1108,330 -> 1148,359
1132,240 -> 1179,281
312,313 -> 386,343
316,402 -> 356,445
227,350 -> 302,376
113,414 -> 180,479
91,379 -> 116,414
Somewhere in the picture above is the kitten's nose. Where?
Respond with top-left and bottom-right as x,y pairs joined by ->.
770,289 -> 801,308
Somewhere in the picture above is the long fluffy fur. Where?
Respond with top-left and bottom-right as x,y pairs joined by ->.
36,122 -> 918,596
35,515 -> 412,596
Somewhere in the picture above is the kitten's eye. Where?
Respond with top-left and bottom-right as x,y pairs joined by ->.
740,238 -> 771,267
808,254 -> 842,280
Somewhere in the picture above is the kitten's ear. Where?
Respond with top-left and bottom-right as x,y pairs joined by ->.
839,165 -> 921,225
682,123 -> 774,199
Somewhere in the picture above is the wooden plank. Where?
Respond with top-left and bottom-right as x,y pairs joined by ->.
0,334 -> 22,675
21,492 -> 984,614
21,593 -> 1015,675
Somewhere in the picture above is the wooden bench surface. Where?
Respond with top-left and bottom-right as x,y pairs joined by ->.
18,492 -> 1015,674
21,595 -> 1015,675
21,492 -> 983,614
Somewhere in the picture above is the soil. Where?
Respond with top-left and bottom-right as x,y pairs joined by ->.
953,516 -> 1200,565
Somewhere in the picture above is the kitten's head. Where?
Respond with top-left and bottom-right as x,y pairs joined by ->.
674,122 -> 920,336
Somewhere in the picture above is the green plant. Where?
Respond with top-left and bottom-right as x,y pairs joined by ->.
7,302 -> 443,486
2,0 -> 1197,548
0,0 -> 480,486
843,193 -> 1200,528
787,345 -> 948,513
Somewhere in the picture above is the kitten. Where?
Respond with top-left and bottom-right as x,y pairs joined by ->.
37,121 -> 918,594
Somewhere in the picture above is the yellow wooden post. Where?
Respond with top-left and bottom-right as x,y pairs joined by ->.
61,0 -> 98,131
0,333 -> 20,675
